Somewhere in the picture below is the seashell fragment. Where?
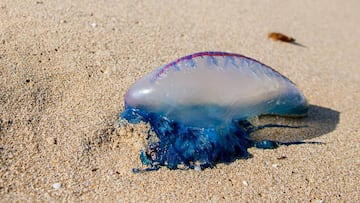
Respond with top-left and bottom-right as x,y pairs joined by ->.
120,51 -> 308,172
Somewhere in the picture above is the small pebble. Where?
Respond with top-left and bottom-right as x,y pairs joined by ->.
277,156 -> 287,160
52,182 -> 61,190
272,164 -> 280,168
91,23 -> 97,28
242,180 -> 248,186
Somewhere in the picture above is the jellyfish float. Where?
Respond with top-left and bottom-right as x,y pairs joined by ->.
119,51 -> 309,172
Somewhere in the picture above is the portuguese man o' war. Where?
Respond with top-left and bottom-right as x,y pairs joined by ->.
119,51 -> 309,172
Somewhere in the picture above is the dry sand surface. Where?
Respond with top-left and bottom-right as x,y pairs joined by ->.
1,0 -> 359,202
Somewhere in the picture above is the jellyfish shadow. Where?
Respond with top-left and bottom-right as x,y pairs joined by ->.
250,105 -> 340,143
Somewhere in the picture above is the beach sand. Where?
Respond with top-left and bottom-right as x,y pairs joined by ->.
1,0 -> 359,201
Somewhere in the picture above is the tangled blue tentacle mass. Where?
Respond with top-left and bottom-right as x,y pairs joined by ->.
120,104 -> 280,172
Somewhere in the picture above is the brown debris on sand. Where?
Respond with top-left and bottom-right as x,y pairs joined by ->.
268,32 -> 295,43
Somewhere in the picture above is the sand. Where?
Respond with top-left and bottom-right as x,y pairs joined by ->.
1,0 -> 359,202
